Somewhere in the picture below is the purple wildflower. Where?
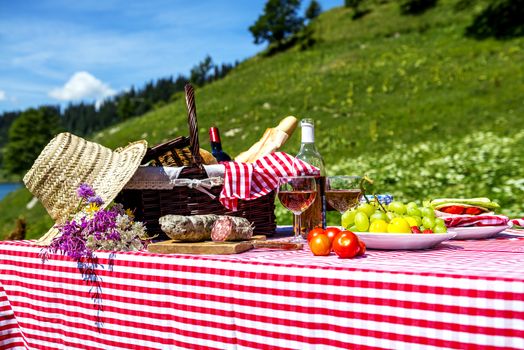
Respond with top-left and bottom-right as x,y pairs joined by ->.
77,183 -> 95,199
106,229 -> 121,241
79,216 -> 89,229
44,184 -> 147,262
88,196 -> 104,206
48,219 -> 91,261
82,209 -> 120,243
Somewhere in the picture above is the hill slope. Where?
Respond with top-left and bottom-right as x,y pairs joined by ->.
2,0 -> 523,239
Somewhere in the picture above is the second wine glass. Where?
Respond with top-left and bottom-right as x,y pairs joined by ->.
325,176 -> 363,214
277,176 -> 317,243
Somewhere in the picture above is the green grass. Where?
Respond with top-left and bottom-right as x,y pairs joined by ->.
0,187 -> 53,240
1,0 -> 523,239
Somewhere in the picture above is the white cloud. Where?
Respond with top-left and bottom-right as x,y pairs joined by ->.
0,90 -> 5,101
49,71 -> 116,104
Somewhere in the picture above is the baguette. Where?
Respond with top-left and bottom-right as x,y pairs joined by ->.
276,116 -> 298,135
235,116 -> 298,163
235,128 -> 272,163
247,128 -> 289,162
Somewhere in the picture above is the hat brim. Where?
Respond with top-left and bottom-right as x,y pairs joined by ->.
36,227 -> 60,246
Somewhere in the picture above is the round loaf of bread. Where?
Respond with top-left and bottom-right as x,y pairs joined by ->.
199,148 -> 218,165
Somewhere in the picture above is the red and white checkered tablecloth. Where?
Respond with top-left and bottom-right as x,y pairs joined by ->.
1,229 -> 524,350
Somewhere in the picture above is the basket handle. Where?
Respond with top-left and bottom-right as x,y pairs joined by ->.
184,84 -> 203,167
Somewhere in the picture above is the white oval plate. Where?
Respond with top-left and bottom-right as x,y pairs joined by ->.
447,225 -> 510,240
355,232 -> 457,250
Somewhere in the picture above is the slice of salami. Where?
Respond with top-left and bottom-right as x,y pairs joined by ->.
211,216 -> 253,242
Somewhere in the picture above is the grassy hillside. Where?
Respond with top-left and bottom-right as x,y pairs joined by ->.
2,0 -> 523,239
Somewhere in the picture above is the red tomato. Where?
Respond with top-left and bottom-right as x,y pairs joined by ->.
332,231 -> 360,259
357,239 -> 366,256
411,226 -> 422,234
309,233 -> 331,256
307,228 -> 325,243
324,226 -> 341,246
465,207 -> 482,215
441,206 -> 465,214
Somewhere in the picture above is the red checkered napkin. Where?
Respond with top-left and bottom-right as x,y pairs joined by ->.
219,152 -> 319,211
445,214 -> 510,227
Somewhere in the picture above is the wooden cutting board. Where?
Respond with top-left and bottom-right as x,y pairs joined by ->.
147,235 -> 267,255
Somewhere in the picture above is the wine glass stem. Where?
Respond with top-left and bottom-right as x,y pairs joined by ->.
294,213 -> 302,241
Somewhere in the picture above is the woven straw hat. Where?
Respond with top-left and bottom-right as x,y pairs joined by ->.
23,132 -> 147,245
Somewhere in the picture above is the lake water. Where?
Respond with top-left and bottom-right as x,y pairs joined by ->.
0,183 -> 21,201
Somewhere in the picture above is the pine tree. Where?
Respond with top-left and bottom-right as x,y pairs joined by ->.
190,55 -> 214,86
305,0 -> 322,21
249,0 -> 304,46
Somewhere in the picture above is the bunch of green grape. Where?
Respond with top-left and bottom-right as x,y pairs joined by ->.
341,200 -> 447,234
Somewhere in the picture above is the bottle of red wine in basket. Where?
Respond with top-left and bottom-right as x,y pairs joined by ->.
295,118 -> 326,236
209,126 -> 231,162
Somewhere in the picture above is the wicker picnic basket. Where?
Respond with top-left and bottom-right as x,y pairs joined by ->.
116,84 -> 276,239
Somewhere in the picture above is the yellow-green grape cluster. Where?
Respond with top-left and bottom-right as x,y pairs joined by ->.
341,201 -> 447,234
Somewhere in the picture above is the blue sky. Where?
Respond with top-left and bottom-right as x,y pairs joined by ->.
0,0 -> 341,113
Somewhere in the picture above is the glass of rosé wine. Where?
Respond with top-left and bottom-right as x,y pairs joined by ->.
325,176 -> 363,214
277,176 -> 317,243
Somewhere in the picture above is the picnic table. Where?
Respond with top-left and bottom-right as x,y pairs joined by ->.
1,228 -> 524,349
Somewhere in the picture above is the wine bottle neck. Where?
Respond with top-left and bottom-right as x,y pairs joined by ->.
209,126 -> 231,161
301,122 -> 315,143
210,141 -> 223,152
296,119 -> 325,176
209,127 -> 221,143
298,142 -> 319,154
